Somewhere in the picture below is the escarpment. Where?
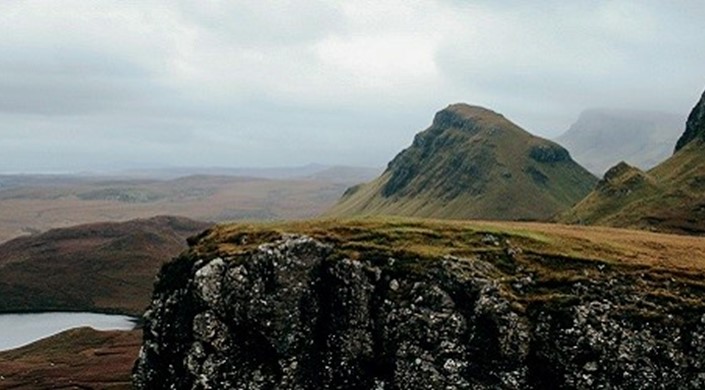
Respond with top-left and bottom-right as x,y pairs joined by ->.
134,220 -> 705,389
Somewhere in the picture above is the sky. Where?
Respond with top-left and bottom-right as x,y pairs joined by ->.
1,0 -> 705,173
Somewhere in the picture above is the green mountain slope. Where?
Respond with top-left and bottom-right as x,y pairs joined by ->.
562,89 -> 705,234
328,104 -> 597,221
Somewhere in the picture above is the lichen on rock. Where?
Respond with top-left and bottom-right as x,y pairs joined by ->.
134,233 -> 705,389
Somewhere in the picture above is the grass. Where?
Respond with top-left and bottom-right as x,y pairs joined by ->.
327,104 -> 597,221
195,217 -> 705,270
562,140 -> 705,234
177,216 -> 705,321
0,327 -> 141,389
0,216 -> 209,316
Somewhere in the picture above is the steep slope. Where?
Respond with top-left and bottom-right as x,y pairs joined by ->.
556,109 -> 683,175
675,89 -> 705,151
0,216 -> 211,315
329,104 -> 597,221
0,328 -> 140,389
562,89 -> 705,234
134,218 -> 705,389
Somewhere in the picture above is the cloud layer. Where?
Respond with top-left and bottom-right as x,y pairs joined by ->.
1,1 -> 704,172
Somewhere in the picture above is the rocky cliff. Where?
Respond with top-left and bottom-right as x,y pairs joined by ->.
134,219 -> 705,389
675,90 -> 705,152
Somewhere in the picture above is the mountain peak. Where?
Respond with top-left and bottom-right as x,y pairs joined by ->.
432,103 -> 510,131
675,89 -> 705,152
328,104 -> 596,221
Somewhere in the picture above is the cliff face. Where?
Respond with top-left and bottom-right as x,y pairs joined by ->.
675,90 -> 705,152
134,221 -> 705,389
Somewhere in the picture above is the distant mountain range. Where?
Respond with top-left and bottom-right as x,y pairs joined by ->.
329,104 -> 597,221
556,109 -> 683,176
561,89 -> 705,234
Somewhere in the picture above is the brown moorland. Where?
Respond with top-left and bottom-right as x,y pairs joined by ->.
0,174 -> 358,243
0,328 -> 140,389
0,215 -> 210,316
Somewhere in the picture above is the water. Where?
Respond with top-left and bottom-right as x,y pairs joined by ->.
0,312 -> 137,351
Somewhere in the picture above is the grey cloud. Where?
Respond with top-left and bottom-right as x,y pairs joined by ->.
1,1 -> 704,173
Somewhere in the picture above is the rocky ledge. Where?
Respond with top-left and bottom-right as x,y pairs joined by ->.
134,225 -> 705,389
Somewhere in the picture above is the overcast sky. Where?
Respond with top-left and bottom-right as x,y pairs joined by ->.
2,1 -> 705,173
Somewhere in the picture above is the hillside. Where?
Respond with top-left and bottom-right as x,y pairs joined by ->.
562,89 -> 705,234
135,217 -> 705,389
0,216 -> 210,316
329,104 -> 597,221
0,328 -> 140,389
556,109 -> 683,175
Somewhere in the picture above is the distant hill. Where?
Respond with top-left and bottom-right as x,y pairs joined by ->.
555,109 -> 683,176
0,327 -> 140,388
561,89 -> 705,234
305,165 -> 382,183
0,216 -> 210,315
117,164 -> 380,181
328,104 -> 597,221
0,174 -> 354,243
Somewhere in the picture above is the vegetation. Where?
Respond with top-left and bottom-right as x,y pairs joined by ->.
561,90 -> 705,235
189,217 -> 705,312
562,139 -> 705,235
0,327 -> 140,389
328,104 -> 597,221
0,216 -> 210,316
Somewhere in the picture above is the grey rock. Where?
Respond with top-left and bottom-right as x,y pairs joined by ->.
134,236 -> 705,389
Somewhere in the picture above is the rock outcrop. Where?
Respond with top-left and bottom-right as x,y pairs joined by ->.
675,90 -> 705,151
134,228 -> 705,389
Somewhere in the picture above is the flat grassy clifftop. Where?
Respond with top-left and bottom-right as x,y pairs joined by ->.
185,217 -> 705,317
192,217 -> 705,270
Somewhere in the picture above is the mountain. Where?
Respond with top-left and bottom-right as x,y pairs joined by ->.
562,89 -> 705,234
0,216 -> 211,315
328,104 -> 597,221
134,218 -> 705,389
555,109 -> 683,175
